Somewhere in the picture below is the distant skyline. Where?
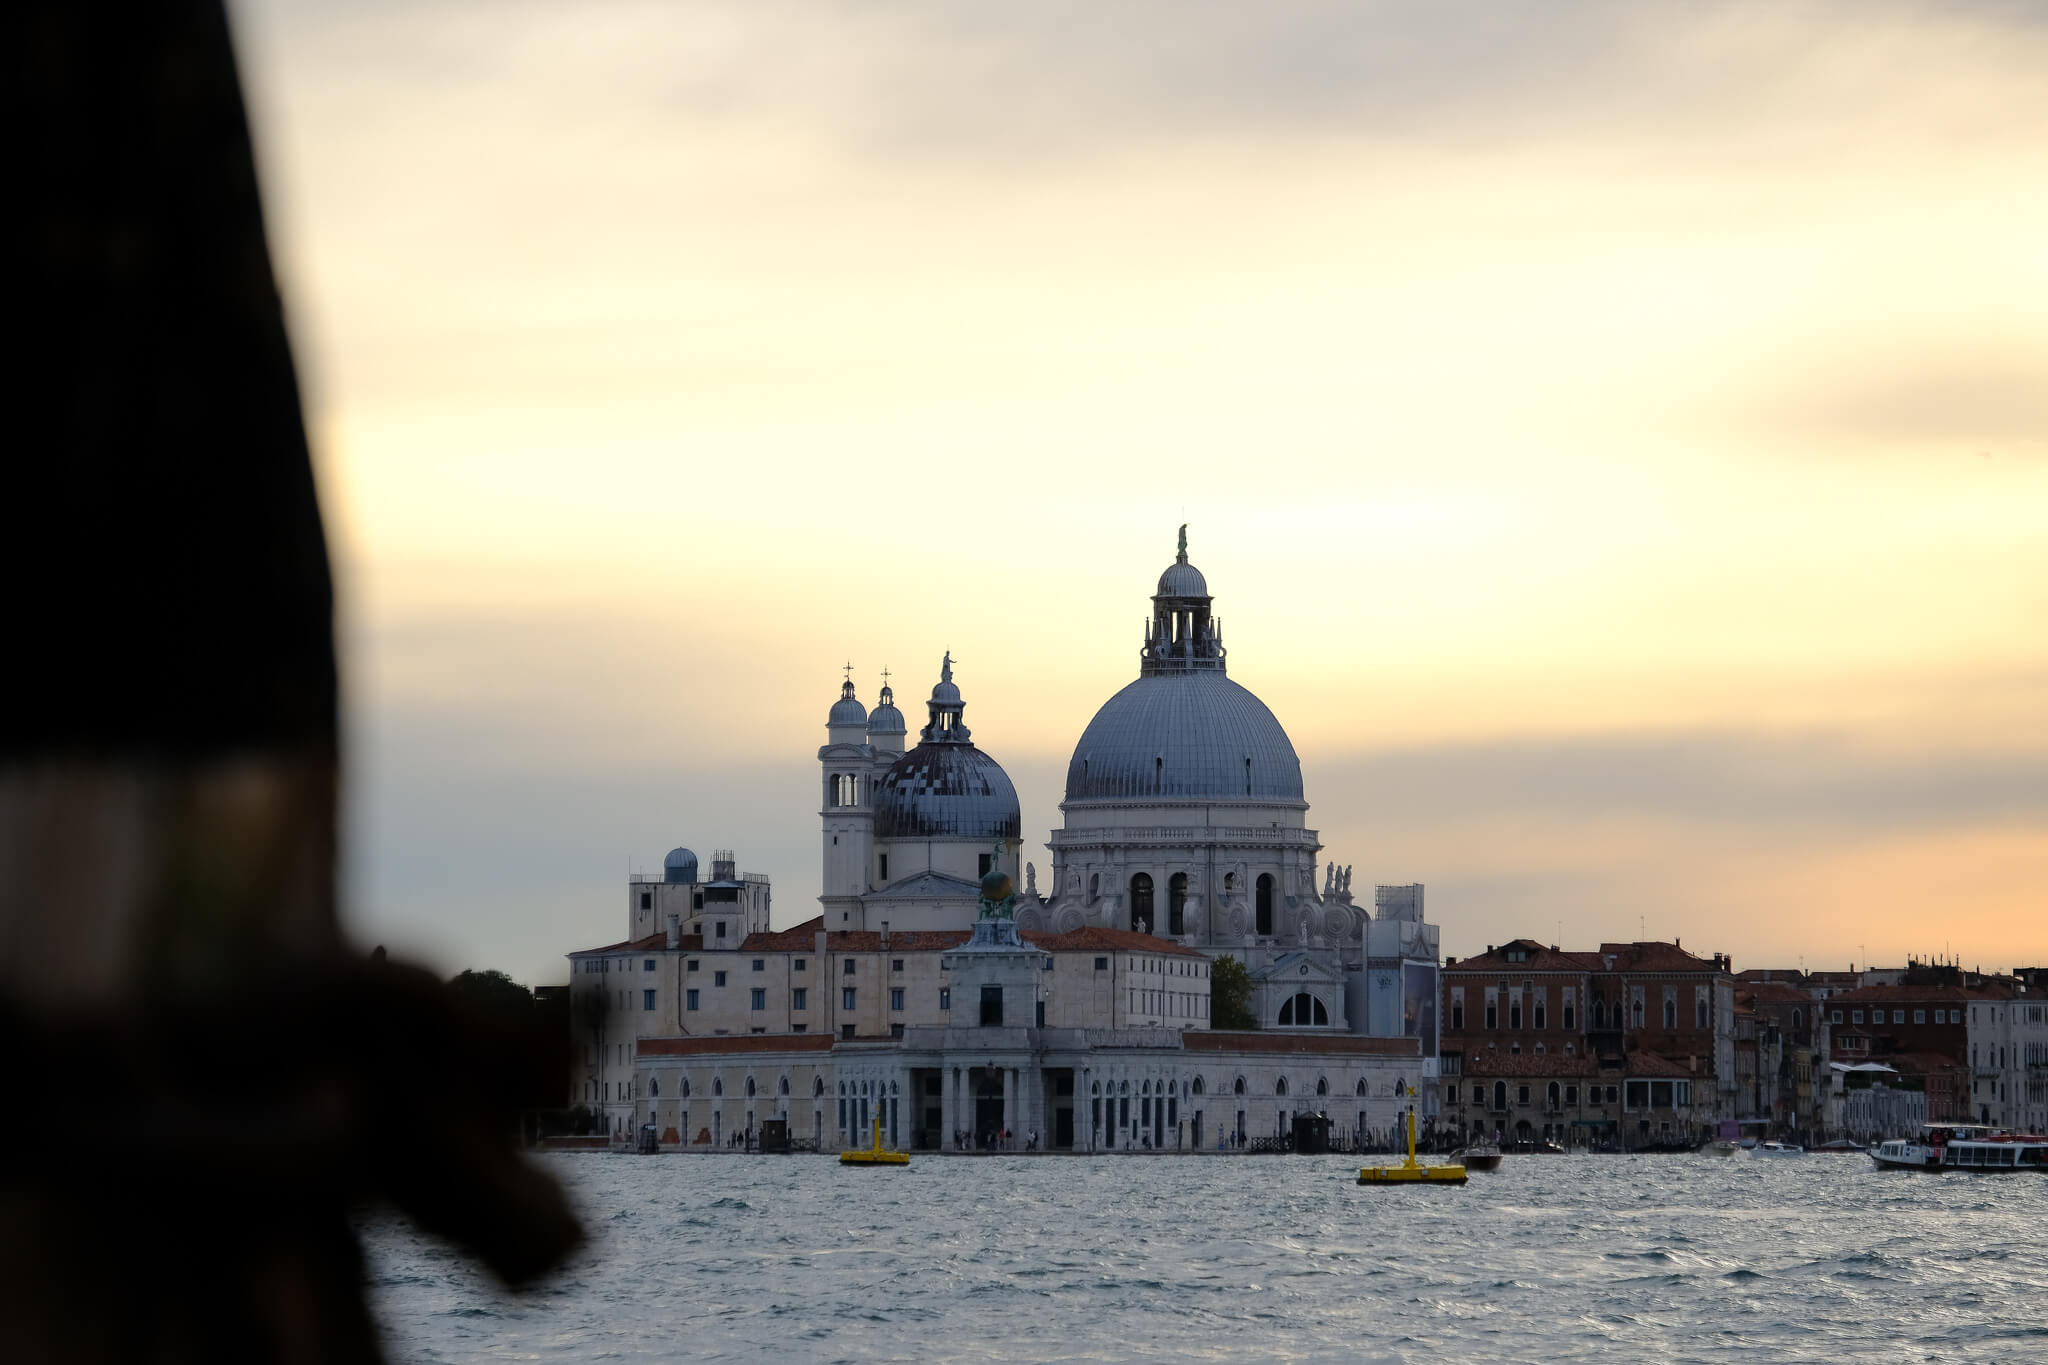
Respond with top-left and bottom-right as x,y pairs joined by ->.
229,0 -> 2047,985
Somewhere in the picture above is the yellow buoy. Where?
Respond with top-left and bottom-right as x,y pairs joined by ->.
1358,1111 -> 1466,1185
840,1114 -> 910,1167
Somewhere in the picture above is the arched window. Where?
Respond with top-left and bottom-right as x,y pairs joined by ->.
1142,1080 -> 1151,1096
1191,1076 -> 1205,1096
1119,1080 -> 1129,1095
1315,1076 -> 1329,1096
1632,997 -> 1645,1028
1278,992 -> 1328,1026
713,1077 -> 723,1096
1088,872 -> 1100,900
1275,1077 -> 1289,1096
1493,1080 -> 1507,1110
1662,998 -> 1675,1030
1168,872 -> 1188,936
1355,1078 -> 1368,1096
1255,874 -> 1275,937
1091,1081 -> 1101,1096
681,1078 -> 691,1098
1233,1076 -> 1246,1095
1792,1008 -> 1804,1032
779,1076 -> 790,1096
745,1075 -> 757,1097
1547,1081 -> 1561,1109
1129,874 -> 1154,933
813,1077 -> 824,1097
1592,998 -> 1606,1028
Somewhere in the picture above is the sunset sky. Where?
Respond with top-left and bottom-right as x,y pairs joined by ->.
230,0 -> 2047,987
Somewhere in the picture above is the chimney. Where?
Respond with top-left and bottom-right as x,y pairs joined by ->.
666,913 -> 680,951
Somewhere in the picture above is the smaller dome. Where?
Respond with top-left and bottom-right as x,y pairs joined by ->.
930,680 -> 961,705
1157,560 -> 1208,597
828,679 -> 868,727
868,684 -> 906,737
663,847 -> 699,884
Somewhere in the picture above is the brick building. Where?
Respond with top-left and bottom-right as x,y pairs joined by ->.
1440,938 -> 1734,1149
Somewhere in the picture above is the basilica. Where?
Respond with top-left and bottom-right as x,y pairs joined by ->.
570,533 -> 1444,1152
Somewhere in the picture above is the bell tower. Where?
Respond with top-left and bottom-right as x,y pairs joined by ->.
820,667 -> 874,923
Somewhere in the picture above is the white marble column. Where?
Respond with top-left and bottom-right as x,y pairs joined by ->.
1002,1067 -> 1016,1145
940,1064 -> 954,1148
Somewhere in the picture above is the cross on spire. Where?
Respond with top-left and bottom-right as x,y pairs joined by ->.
879,666 -> 891,687
843,660 -> 855,684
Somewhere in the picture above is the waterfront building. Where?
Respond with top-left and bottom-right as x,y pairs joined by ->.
1965,986 -> 2046,1132
1824,983 -> 1976,1123
1730,978 -> 1831,1140
566,534 -> 1445,1148
1437,938 -> 1736,1148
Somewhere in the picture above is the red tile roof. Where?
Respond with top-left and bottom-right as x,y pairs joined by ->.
733,921 -> 1208,958
1447,939 -> 1600,972
1830,984 -> 1982,1005
1183,1032 -> 1421,1057
740,925 -> 973,953
1622,1050 -> 1700,1077
1449,939 -> 1728,975
569,932 -> 692,957
1594,942 -> 1726,973
1022,926 -> 1209,958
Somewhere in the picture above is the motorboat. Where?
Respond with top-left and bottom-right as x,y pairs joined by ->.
1750,1141 -> 1805,1158
1704,1140 -> 1742,1158
1870,1123 -> 2048,1174
1811,1138 -> 1867,1154
1453,1144 -> 1503,1172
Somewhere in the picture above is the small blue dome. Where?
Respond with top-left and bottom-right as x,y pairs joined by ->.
828,679 -> 867,727
663,847 -> 699,884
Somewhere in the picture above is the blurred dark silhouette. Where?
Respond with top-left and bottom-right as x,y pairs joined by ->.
3,2 -> 580,1358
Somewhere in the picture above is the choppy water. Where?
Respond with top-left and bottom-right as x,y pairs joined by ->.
363,1152 -> 2048,1363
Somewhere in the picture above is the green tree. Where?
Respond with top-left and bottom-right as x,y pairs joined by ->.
449,969 -> 535,1029
1210,954 -> 1256,1030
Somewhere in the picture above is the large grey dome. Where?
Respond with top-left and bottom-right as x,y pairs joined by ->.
873,744 -> 1021,839
1064,670 -> 1303,804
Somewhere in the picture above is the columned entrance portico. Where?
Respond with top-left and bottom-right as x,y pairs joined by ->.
975,1070 -> 1004,1145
